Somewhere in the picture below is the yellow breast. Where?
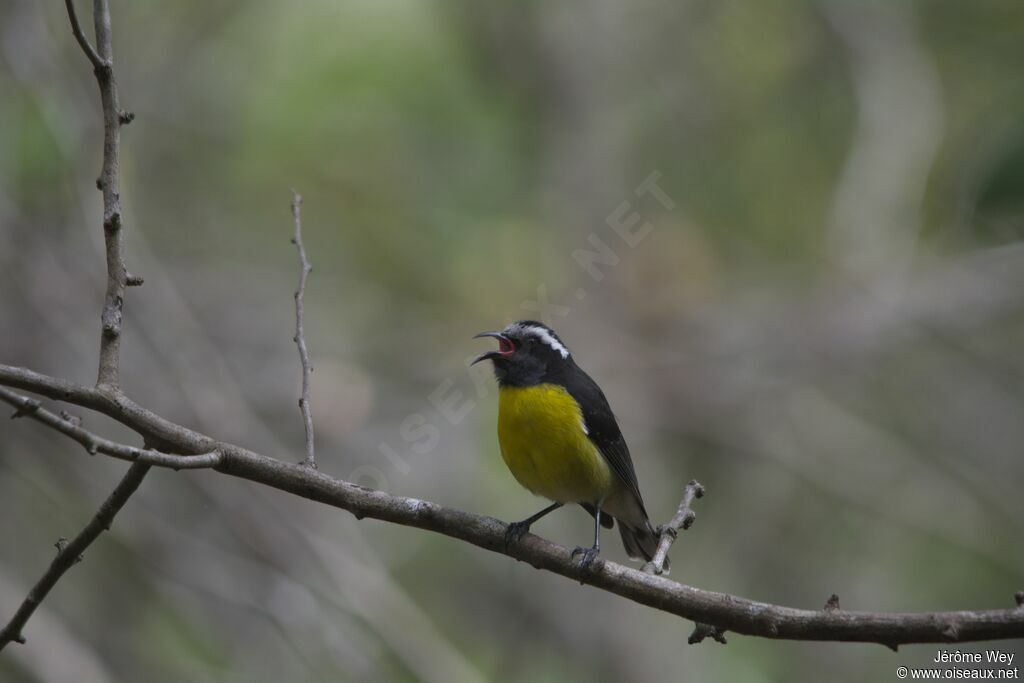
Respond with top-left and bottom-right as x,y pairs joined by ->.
497,384 -> 613,504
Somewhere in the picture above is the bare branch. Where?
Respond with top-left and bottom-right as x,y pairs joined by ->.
0,462 -> 150,651
290,190 -> 316,468
643,479 -> 704,575
213,447 -> 1024,647
0,2 -> 143,650
63,0 -> 104,70
2,365 -> 1022,647
72,0 -> 132,389
0,387 -> 221,470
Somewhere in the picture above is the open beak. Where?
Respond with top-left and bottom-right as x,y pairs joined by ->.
471,331 -> 514,365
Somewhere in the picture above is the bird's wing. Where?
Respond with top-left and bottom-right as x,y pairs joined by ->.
564,365 -> 648,519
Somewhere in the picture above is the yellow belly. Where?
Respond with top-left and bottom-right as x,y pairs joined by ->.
497,384 -> 613,504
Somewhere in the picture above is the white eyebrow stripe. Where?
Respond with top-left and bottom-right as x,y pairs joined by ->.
516,324 -> 570,359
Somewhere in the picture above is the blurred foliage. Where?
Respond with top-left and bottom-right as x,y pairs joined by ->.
1,0 -> 1023,681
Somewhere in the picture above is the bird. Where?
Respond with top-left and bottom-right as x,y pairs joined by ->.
472,320 -> 659,568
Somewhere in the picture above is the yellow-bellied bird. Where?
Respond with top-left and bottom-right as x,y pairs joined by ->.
473,321 -> 658,567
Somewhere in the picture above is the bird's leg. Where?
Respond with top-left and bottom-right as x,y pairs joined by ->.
505,502 -> 563,547
571,505 -> 602,569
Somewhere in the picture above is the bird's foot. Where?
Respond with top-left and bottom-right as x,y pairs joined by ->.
504,520 -> 531,548
571,545 -> 601,571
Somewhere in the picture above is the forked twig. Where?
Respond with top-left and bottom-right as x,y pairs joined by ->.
643,479 -> 704,575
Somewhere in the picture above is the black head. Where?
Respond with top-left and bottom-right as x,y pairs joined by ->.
472,320 -> 573,387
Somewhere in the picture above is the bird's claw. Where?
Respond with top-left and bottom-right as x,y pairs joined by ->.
571,545 -> 600,570
504,521 -> 530,548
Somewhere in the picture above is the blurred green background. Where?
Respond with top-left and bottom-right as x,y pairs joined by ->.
2,0 -> 1023,681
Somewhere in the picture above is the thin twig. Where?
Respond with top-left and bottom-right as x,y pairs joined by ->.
290,190 -> 316,468
0,462 -> 150,650
643,479 -> 704,575
68,0 -> 132,389
0,387 -> 220,470
63,0 -> 105,70
0,364 -> 213,453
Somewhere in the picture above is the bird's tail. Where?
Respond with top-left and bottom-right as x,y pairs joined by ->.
618,519 -> 664,568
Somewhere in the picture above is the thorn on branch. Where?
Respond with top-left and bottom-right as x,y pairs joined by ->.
10,398 -> 41,419
688,623 -> 727,645
118,110 -> 134,125
824,594 -> 841,612
1015,591 -> 1023,608
125,272 -> 144,287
